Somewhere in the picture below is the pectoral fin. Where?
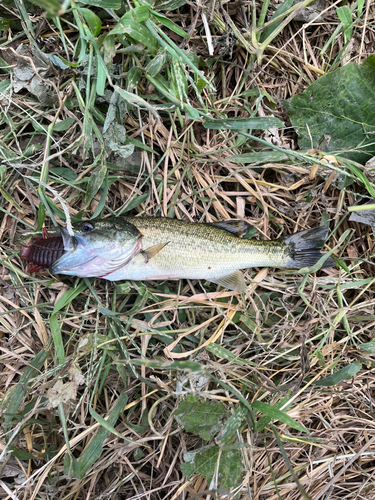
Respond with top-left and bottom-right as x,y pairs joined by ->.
211,270 -> 246,292
141,242 -> 170,263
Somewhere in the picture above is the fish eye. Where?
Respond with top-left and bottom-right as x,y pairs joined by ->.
81,221 -> 94,232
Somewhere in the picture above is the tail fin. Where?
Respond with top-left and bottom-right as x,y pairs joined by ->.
284,226 -> 335,270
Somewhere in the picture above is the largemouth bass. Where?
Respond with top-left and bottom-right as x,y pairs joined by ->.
50,217 -> 334,291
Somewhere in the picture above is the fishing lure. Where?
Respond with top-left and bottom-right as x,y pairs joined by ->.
20,228 -> 64,273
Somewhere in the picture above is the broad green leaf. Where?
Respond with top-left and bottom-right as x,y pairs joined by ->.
109,19 -> 158,54
44,53 -> 70,70
252,400 -> 308,433
127,411 -> 149,434
79,8 -> 102,37
122,5 -> 150,22
184,104 -> 200,120
50,167 -> 78,181
126,66 -> 143,91
203,117 -> 283,130
54,118 -> 75,132
115,282 -> 132,294
64,454 -> 80,478
284,55 -> 375,164
181,447 -> 242,490
23,144 -> 44,157
32,122 -> 48,133
174,395 -> 227,441
359,342 -> 375,353
196,77 -> 207,91
11,448 -> 36,460
231,150 -> 290,164
314,361 -> 362,386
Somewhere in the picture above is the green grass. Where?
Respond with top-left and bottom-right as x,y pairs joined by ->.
1,1 -> 375,499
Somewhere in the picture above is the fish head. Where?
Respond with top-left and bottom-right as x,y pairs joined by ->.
50,218 -> 142,277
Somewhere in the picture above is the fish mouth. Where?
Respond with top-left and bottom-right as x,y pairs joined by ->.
50,227 -> 143,277
50,228 -> 97,275
55,226 -> 76,250
50,252 -> 98,275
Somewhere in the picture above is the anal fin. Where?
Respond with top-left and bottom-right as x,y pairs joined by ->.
211,270 -> 246,292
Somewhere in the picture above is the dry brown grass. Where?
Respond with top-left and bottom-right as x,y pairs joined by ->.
1,1 -> 375,499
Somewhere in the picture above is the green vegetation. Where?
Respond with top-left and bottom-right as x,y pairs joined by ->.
1,1 -> 375,498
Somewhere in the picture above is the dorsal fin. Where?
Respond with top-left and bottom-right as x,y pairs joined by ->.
210,220 -> 252,237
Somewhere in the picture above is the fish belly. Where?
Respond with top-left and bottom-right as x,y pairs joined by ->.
103,252 -> 241,281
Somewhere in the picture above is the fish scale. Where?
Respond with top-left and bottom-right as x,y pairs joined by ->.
111,217 -> 290,281
50,217 -> 334,291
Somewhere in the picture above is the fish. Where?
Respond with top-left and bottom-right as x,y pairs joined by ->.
49,217 -> 335,292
